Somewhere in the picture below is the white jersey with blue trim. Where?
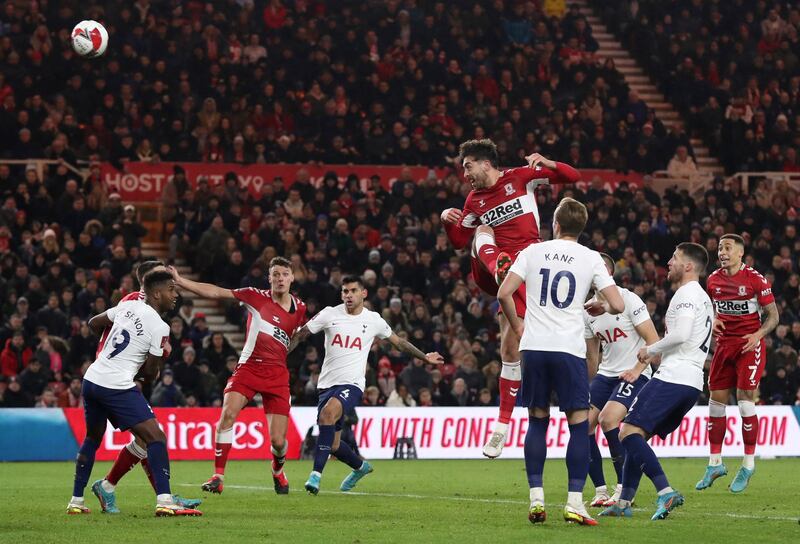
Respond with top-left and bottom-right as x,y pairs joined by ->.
84,299 -> 170,390
509,239 -> 617,358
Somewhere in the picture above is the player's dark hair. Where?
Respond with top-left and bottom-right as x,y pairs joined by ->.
554,197 -> 588,237
269,256 -> 292,271
677,242 -> 709,271
341,275 -> 365,288
599,252 -> 616,275
719,233 -> 745,248
134,260 -> 164,283
458,139 -> 499,168
143,270 -> 174,292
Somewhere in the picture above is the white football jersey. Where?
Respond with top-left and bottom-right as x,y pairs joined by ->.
509,239 -> 617,358
584,288 -> 653,378
84,300 -> 170,390
652,281 -> 713,391
307,304 -> 393,391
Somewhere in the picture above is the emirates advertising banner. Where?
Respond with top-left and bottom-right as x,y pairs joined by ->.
44,406 -> 800,462
100,162 -> 643,202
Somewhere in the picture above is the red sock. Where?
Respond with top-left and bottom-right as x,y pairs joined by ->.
141,457 -> 158,492
741,415 -> 758,455
477,243 -> 499,277
106,446 -> 143,485
708,416 -> 726,455
498,376 -> 521,425
214,442 -> 233,475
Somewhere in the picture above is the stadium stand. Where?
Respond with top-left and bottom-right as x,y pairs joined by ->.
0,1 -> 798,410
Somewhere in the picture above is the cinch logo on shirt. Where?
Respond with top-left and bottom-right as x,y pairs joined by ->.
480,198 -> 524,227
331,334 -> 363,350
715,299 -> 755,315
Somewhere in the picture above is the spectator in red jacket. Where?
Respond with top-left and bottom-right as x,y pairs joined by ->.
1,332 -> 32,378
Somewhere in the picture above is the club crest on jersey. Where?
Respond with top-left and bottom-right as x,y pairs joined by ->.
504,183 -> 515,196
738,286 -> 747,296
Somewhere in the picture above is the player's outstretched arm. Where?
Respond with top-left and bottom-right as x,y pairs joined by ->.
168,265 -> 234,299
596,285 -> 625,315
525,153 -> 581,184
88,312 -> 113,334
288,325 -> 312,354
498,271 -> 525,338
742,301 -> 779,352
386,333 -> 444,365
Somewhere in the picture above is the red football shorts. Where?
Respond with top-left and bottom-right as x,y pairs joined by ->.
225,363 -> 291,416
708,337 -> 766,391
470,256 -> 526,318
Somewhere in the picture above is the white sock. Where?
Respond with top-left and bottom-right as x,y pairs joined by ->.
310,470 -> 322,479
657,486 -> 674,496
157,493 -> 173,505
500,361 -> 522,381
213,473 -> 225,480
101,479 -> 115,493
529,487 -> 544,505
70,496 -> 84,505
617,499 -> 631,508
494,422 -> 509,435
567,491 -> 584,509
742,454 -> 755,470
475,231 -> 496,252
709,453 -> 723,467
595,485 -> 607,495
127,439 -> 148,459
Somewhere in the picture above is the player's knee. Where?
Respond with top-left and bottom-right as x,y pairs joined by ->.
736,388 -> 755,401
598,411 -> 621,432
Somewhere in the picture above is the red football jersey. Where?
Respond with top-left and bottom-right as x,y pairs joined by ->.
233,288 -> 306,367
96,290 -> 143,357
706,265 -> 774,339
443,162 -> 580,255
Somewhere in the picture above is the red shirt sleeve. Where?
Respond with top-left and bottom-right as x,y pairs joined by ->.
232,287 -> 268,308
545,162 -> 581,185
443,197 -> 477,250
752,271 -> 775,307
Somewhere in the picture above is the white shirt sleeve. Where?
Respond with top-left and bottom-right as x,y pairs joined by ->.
106,304 -> 120,322
508,247 -> 531,281
375,315 -> 393,339
306,307 -> 331,334
149,321 -> 169,357
627,292 -> 651,327
583,311 -> 594,339
646,318 -> 692,356
591,252 -> 616,291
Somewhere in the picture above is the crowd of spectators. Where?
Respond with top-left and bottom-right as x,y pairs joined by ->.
3,0 -> 694,175
594,0 -> 800,175
1,1 -> 800,410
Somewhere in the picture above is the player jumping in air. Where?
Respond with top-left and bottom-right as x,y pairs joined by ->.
584,254 -> 659,507
67,270 -> 202,516
601,243 -> 713,521
498,198 -> 625,526
441,139 -> 580,458
90,260 -> 201,513
289,276 -> 443,494
696,234 -> 779,493
169,257 -> 306,495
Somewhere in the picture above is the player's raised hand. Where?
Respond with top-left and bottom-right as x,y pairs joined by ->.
525,153 -> 557,170
741,332 -> 762,353
440,208 -> 463,225
425,352 -> 445,365
167,265 -> 181,280
584,300 -> 608,316
712,318 -> 725,336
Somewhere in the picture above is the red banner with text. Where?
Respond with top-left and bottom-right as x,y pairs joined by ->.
100,162 -> 643,202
